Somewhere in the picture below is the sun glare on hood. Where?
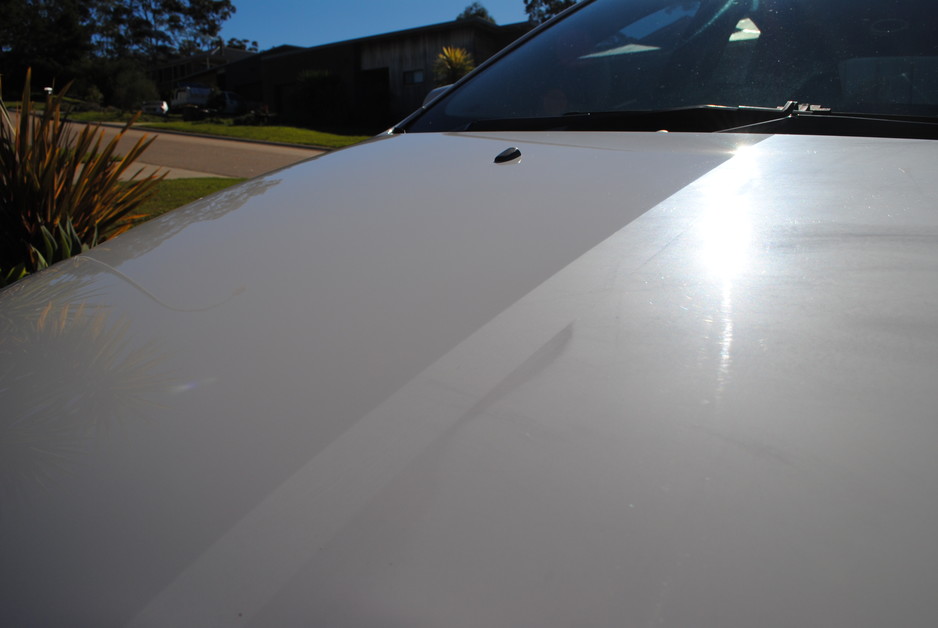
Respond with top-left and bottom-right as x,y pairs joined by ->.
696,145 -> 760,280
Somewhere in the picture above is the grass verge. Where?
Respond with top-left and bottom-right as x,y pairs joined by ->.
130,177 -> 247,223
136,120 -> 370,149
68,110 -> 171,124
67,110 -> 370,149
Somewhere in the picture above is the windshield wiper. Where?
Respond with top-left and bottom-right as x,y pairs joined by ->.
718,101 -> 938,139
463,102 -> 938,140
463,104 -> 783,133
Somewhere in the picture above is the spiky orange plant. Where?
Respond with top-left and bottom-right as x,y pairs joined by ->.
433,46 -> 476,86
0,70 -> 164,284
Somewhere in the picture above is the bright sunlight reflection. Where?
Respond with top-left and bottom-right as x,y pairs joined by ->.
698,202 -> 754,279
696,144 -> 759,280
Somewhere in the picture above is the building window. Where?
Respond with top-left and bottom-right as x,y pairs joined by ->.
403,69 -> 425,85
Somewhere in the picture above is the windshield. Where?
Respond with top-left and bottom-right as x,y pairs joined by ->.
406,0 -> 938,132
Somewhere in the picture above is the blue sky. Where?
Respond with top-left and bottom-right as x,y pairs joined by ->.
220,1 -> 531,51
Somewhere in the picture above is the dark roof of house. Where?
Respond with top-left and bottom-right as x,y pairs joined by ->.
277,17 -> 528,55
309,16 -> 529,49
221,17 -> 531,72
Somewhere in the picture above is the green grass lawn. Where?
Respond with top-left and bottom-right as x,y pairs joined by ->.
68,109 -> 171,124
66,109 -> 371,149
130,177 -> 247,223
3,103 -> 162,123
137,120 -> 371,149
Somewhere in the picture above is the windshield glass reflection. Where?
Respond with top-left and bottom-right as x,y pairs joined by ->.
410,0 -> 938,132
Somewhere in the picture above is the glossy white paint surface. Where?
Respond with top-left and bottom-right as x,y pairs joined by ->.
3,131 -> 938,626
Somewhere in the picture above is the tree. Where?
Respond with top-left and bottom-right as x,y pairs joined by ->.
108,61 -> 160,109
1,0 -> 241,104
0,0 -> 94,92
88,0 -> 236,60
523,0 -> 578,24
433,46 -> 475,86
225,37 -> 259,52
2,0 -> 240,84
457,2 -> 495,23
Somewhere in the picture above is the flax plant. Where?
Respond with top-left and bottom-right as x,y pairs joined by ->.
434,46 -> 476,86
0,70 -> 163,286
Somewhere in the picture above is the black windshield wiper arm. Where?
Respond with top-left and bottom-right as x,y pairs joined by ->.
463,102 -> 938,140
718,101 -> 938,139
463,104 -> 785,133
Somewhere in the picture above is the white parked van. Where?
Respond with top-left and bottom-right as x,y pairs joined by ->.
169,85 -> 211,111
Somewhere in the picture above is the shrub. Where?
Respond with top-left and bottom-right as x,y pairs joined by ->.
109,65 -> 160,112
434,46 -> 476,86
233,109 -> 275,126
0,70 -> 163,287
83,86 -> 104,108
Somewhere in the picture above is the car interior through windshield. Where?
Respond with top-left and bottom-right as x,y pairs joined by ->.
406,0 -> 938,132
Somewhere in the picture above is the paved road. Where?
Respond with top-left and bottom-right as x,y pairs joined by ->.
90,123 -> 327,179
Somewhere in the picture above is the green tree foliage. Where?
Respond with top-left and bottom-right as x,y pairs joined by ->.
457,2 -> 495,23
0,0 -> 239,93
88,0 -> 236,60
109,63 -> 161,110
0,0 -> 94,92
0,70 -> 163,283
1,0 -> 243,108
524,0 -> 578,24
225,37 -> 259,52
433,47 -> 476,86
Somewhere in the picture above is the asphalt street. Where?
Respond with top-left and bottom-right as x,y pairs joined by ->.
89,123 -> 328,179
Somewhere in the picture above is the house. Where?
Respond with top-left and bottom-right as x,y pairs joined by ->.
221,17 -> 531,130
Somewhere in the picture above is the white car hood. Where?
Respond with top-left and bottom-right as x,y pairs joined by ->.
3,131 -> 938,626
